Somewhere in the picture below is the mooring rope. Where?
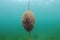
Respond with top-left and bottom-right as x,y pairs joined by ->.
28,0 -> 32,40
28,0 -> 30,11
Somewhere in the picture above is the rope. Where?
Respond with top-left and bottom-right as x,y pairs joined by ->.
28,0 -> 30,11
29,32 -> 31,40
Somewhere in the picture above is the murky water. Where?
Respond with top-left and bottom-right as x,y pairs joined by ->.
0,0 -> 60,40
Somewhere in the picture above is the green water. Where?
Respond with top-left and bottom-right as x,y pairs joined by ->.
0,0 -> 60,40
